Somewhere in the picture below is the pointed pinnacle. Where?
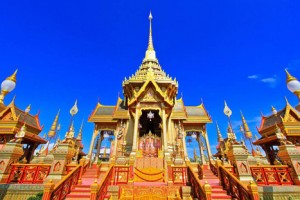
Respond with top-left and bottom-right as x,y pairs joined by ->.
7,69 -> 18,83
285,69 -> 297,83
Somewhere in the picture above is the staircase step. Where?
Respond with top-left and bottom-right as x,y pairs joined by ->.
211,194 -> 232,199
66,194 -> 91,198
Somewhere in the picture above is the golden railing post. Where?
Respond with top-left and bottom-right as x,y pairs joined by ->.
203,181 -> 212,200
78,158 -> 85,184
216,158 -> 222,185
108,185 -> 120,200
90,179 -> 99,200
42,179 -> 55,200
247,181 -> 259,200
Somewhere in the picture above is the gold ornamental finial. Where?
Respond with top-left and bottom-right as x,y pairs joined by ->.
143,11 -> 157,62
148,11 -> 154,51
216,121 -> 223,142
271,106 -> 277,115
77,120 -> 84,141
240,111 -> 252,139
285,69 -> 297,83
48,110 -> 60,138
7,69 -> 18,83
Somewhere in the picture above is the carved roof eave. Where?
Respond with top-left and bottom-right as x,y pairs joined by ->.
88,116 -> 118,123
0,103 -> 42,131
183,117 -> 212,124
112,97 -> 130,120
253,135 -> 278,145
258,123 -> 284,136
258,100 -> 300,133
23,132 -> 47,144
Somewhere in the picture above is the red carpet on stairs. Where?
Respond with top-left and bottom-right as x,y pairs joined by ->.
65,165 -> 105,200
200,166 -> 232,200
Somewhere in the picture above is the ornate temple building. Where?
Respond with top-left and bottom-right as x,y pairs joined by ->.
88,13 -> 213,169
1,12 -> 300,200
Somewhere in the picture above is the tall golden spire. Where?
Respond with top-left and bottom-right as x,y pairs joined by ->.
143,12 -> 157,62
215,121 -> 223,142
241,112 -> 252,139
77,120 -> 84,141
148,12 -> 154,51
48,110 -> 60,138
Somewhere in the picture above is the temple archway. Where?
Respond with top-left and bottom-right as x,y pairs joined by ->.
138,110 -> 162,157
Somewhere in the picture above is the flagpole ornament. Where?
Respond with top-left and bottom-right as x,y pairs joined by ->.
70,100 -> 79,116
223,101 -> 232,117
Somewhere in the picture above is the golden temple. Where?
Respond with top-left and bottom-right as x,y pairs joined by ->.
0,12 -> 300,200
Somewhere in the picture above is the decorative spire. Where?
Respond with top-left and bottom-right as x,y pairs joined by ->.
148,12 -> 154,50
48,110 -> 60,138
227,123 -> 236,140
25,104 -> 31,113
285,69 -> 297,83
7,69 -> 18,83
271,106 -> 277,115
216,121 -> 223,142
65,121 -> 75,139
77,120 -> 84,141
143,12 -> 157,62
241,112 -> 252,139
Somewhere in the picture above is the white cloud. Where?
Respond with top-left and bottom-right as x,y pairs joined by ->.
261,77 -> 277,88
248,75 -> 258,79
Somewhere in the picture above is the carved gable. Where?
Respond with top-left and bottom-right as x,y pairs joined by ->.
138,87 -> 163,103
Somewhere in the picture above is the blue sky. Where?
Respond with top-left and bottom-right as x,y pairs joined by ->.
1,0 -> 300,154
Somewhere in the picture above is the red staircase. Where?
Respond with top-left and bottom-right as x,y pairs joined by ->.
65,164 -> 106,200
200,165 -> 232,200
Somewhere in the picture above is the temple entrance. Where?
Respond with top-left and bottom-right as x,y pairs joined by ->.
138,110 -> 162,157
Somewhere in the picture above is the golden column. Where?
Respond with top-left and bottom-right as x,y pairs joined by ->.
182,130 -> 189,160
162,103 -> 168,154
132,103 -> 140,153
88,128 -> 99,158
203,129 -> 213,161
198,133 -> 206,164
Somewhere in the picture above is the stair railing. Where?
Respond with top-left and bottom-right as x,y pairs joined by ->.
250,165 -> 294,185
187,165 -> 212,200
42,165 -> 81,200
91,164 -> 114,200
219,165 -> 258,200
7,163 -> 51,184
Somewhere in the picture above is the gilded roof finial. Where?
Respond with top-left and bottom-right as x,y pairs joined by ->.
48,110 -> 60,138
271,106 -> 277,115
240,111 -> 252,139
285,69 -> 297,83
216,121 -> 223,142
7,69 -> 18,83
143,11 -> 157,62
148,12 -> 154,51
77,119 -> 84,141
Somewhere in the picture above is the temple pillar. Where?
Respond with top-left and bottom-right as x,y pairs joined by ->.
203,129 -> 213,161
95,131 -> 101,164
198,134 -> 206,165
131,103 -> 140,156
227,144 -> 253,182
46,142 -> 75,183
88,128 -> 98,158
0,142 -> 24,183
277,144 -> 300,185
162,105 -> 168,155
182,131 -> 189,160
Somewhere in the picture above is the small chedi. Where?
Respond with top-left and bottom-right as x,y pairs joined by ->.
0,12 -> 300,200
